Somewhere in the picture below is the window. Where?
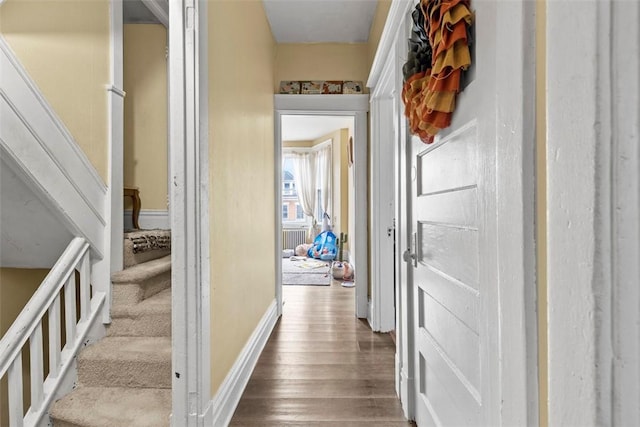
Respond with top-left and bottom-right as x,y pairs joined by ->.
281,155 -> 308,226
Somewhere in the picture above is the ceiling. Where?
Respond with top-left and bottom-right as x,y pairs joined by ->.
124,0 -> 378,44
281,115 -> 354,141
263,0 -> 378,43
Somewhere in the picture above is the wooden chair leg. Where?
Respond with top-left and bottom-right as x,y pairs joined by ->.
124,187 -> 142,230
131,191 -> 141,229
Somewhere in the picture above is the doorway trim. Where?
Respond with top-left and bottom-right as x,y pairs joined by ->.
546,0 -> 640,424
367,0 -> 415,417
107,0 -> 124,314
369,49 -> 399,334
169,0 -> 211,425
274,94 -> 369,318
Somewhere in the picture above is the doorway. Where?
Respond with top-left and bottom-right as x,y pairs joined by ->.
274,95 -> 369,318
279,115 -> 353,289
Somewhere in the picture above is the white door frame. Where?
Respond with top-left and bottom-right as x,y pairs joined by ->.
107,0 -> 124,323
368,50 -> 398,334
367,0 -> 417,418
368,0 -> 538,423
493,1 -> 538,423
547,0 -> 640,424
168,0 -> 211,425
274,94 -> 369,318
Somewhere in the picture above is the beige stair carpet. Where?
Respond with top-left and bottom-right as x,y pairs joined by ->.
50,232 -> 172,427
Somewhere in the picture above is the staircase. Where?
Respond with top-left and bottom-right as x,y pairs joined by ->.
49,230 -> 172,427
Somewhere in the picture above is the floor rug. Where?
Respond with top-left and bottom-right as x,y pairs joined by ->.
282,272 -> 331,286
282,257 -> 332,286
282,257 -> 330,275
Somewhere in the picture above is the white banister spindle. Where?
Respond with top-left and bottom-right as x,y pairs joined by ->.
29,324 -> 44,411
48,293 -> 61,379
8,356 -> 24,427
79,252 -> 91,321
0,238 -> 106,427
64,274 -> 76,343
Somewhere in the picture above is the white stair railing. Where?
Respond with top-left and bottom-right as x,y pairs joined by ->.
0,237 -> 106,427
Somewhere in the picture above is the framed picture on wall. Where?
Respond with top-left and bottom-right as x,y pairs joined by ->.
343,81 -> 363,94
301,81 -> 323,94
322,81 -> 343,94
279,81 -> 301,94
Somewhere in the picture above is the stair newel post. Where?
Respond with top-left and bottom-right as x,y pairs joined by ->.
90,257 -> 112,324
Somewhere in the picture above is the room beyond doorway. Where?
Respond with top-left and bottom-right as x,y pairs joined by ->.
273,94 -> 369,319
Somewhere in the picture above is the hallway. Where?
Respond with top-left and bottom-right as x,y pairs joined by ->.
229,280 -> 413,425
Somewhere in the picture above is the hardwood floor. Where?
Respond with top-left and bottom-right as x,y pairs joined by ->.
229,279 -> 414,426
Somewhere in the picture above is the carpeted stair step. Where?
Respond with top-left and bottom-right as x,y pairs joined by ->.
49,386 -> 170,427
111,255 -> 171,306
107,288 -> 171,337
77,337 -> 171,389
123,229 -> 171,268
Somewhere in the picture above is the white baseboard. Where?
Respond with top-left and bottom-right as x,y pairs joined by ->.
207,300 -> 279,426
400,368 -> 415,420
124,209 -> 169,230
368,299 -> 374,330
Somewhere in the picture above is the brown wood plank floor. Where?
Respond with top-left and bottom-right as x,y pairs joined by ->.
230,279 -> 415,426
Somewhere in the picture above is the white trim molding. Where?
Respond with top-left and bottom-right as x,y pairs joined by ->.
368,4 -> 415,416
170,0 -> 211,425
494,1 -> 539,425
124,209 -> 170,230
547,0 -> 640,425
368,40 -> 400,333
367,0 -> 414,89
274,94 -> 368,112
207,300 -> 278,426
106,0 -> 124,324
142,0 -> 169,28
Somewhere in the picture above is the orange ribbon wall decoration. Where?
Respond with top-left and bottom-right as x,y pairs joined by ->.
402,0 -> 474,144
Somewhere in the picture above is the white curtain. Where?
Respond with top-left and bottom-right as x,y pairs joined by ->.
316,144 -> 332,226
292,152 -> 317,223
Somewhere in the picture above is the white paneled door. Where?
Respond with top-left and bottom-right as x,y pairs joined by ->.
408,1 -> 505,425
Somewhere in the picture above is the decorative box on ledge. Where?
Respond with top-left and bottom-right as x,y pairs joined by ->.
279,80 -> 364,95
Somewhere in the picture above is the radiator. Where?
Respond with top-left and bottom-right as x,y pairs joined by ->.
283,228 -> 307,250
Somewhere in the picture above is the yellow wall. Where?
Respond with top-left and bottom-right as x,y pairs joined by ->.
536,0 -> 548,425
0,268 -> 50,427
368,0 -> 392,72
0,0 -> 110,182
209,0 -> 277,395
123,24 -> 168,210
283,140 -> 314,148
274,43 -> 369,92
